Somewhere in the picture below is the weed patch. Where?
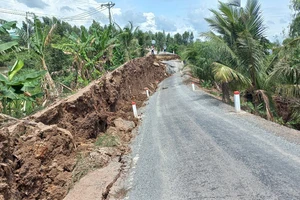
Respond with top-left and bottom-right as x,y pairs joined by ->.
95,133 -> 118,147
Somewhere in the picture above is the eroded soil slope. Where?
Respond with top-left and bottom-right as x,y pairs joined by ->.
0,55 -> 179,200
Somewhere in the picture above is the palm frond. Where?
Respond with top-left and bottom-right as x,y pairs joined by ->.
275,84 -> 300,98
244,0 -> 266,38
267,37 -> 300,72
202,32 -> 239,63
268,62 -> 300,84
212,62 -> 251,86
237,30 -> 265,86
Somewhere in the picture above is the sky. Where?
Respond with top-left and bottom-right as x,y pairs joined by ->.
0,0 -> 293,41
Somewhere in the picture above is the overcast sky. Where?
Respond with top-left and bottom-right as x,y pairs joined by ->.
0,0 -> 292,41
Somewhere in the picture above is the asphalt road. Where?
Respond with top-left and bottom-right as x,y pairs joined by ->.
126,72 -> 300,200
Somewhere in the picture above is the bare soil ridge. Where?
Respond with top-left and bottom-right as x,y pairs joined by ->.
0,54 -> 179,200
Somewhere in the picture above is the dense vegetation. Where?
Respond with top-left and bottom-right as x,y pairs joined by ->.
182,0 -> 299,129
0,15 -> 193,118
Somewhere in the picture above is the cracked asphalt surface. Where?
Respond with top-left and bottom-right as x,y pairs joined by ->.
126,72 -> 300,200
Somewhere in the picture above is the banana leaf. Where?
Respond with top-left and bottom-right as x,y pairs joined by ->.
9,70 -> 46,86
8,60 -> 24,81
0,88 -> 18,100
0,41 -> 18,53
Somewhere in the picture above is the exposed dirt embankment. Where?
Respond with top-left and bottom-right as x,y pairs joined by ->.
0,55 -> 177,200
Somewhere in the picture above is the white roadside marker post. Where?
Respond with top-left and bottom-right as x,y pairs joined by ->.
192,82 -> 195,91
234,91 -> 241,112
132,102 -> 138,118
146,88 -> 150,98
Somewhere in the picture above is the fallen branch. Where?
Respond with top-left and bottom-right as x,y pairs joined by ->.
58,82 -> 74,92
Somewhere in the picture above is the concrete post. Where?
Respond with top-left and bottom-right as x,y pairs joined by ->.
192,83 -> 195,91
146,88 -> 150,98
132,102 -> 138,118
234,91 -> 241,112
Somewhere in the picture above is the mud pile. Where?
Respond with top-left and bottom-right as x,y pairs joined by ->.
0,55 -> 176,200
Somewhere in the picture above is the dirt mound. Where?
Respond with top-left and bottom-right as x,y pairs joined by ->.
0,55 -> 169,200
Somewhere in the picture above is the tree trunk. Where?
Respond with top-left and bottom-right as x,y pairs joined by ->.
79,60 -> 86,81
41,57 -> 58,97
250,64 -> 257,89
73,60 -> 78,88
221,83 -> 230,103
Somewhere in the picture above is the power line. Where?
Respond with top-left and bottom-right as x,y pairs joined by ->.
61,6 -> 106,20
0,8 -> 58,19
65,1 -> 108,7
0,6 -> 108,22
0,8 -> 26,17
0,7 -> 60,18
0,2 -> 116,24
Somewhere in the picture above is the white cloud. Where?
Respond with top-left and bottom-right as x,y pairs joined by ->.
16,0 -> 49,9
140,12 -> 156,32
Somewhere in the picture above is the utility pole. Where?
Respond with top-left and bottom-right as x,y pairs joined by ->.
25,12 -> 34,51
26,12 -> 29,50
101,1 -> 115,25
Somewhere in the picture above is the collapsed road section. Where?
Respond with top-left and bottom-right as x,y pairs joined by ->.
0,54 -> 179,200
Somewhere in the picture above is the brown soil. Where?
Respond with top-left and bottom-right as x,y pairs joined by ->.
0,55 -> 178,200
273,97 -> 293,122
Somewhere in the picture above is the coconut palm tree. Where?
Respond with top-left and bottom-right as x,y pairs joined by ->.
205,0 -> 267,91
267,38 -> 300,126
268,38 -> 300,98
201,0 -> 274,119
182,41 -> 217,83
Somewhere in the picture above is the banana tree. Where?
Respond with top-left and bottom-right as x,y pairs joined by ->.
89,25 -> 117,71
30,17 -> 57,96
52,25 -> 116,87
52,28 -> 94,87
0,60 -> 45,117
116,22 -> 139,61
0,19 -> 20,54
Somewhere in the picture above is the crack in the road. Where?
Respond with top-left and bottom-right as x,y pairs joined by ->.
102,155 -> 125,200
